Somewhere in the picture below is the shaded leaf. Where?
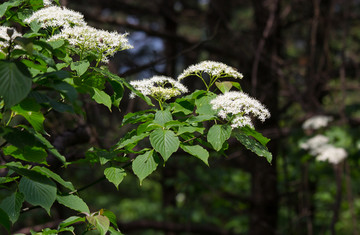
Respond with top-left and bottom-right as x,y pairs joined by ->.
132,150 -> 158,185
104,167 -> 126,189
56,194 -> 90,214
0,61 -> 32,107
150,129 -> 179,161
180,144 -> 209,166
0,192 -> 24,223
207,124 -> 232,151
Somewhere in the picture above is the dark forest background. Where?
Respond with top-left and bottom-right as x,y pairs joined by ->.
11,0 -> 360,234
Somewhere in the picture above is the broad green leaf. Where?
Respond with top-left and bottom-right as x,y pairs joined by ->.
0,61 -> 32,107
186,115 -> 215,124
0,208 -> 10,233
180,144 -> 209,166
0,192 -> 24,223
215,81 -> 232,93
109,80 -> 124,108
87,214 -> 110,235
32,166 -> 75,191
0,0 -> 22,17
19,176 -> 57,214
94,68 -> 153,106
207,124 -> 232,151
11,98 -> 45,132
115,132 -> 149,150
51,81 -> 78,102
102,210 -> 118,229
240,126 -> 270,146
109,227 -> 124,235
136,122 -> 160,135
56,194 -> 90,214
91,88 -> 112,111
104,167 -> 126,189
172,100 -> 194,115
3,145 -> 47,164
177,126 -> 205,135
70,60 -> 90,76
231,81 -> 242,91
122,111 -> 155,126
132,150 -> 158,185
234,133 -> 272,163
60,216 -> 86,228
154,110 -> 173,126
25,127 -> 66,163
195,93 -> 217,115
150,129 -> 180,161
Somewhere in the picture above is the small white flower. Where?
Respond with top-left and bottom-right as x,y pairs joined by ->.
0,26 -> 22,54
130,76 -> 188,100
316,145 -> 347,164
43,0 -> 53,6
302,115 -> 333,130
177,60 -> 243,81
49,25 -> 133,63
300,134 -> 329,153
300,134 -> 347,164
24,6 -> 86,28
210,91 -> 270,129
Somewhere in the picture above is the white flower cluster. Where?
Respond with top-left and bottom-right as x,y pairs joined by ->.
43,0 -> 53,6
210,91 -> 270,129
0,26 -> 22,54
300,134 -> 347,164
302,115 -> 333,130
24,6 -> 86,28
130,76 -> 188,100
177,60 -> 243,81
49,25 -> 133,63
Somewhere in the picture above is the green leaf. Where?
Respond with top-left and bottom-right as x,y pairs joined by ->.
3,145 -> 47,164
91,88 -> 112,111
56,194 -> 90,214
132,150 -> 158,185
180,144 -> 209,166
215,81 -> 233,93
109,80 -> 124,108
59,216 -> 86,228
102,210 -> 118,229
177,126 -> 205,135
0,61 -> 32,108
32,166 -> 75,191
95,68 -> 153,106
87,214 -> 110,235
51,81 -> 78,102
150,129 -> 180,161
234,133 -> 272,163
122,111 -> 155,126
0,0 -> 22,17
115,132 -> 149,150
11,98 -> 45,132
109,227 -> 124,235
207,124 -> 232,151
0,192 -> 24,223
104,167 -> 126,190
186,115 -> 215,124
195,93 -> 217,115
154,110 -> 173,126
25,127 -> 66,163
172,100 -> 194,115
18,176 -> 57,214
70,60 -> 90,76
0,208 -> 11,233
240,126 -> 270,146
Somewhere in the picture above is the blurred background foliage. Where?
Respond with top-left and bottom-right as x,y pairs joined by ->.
5,0 -> 360,234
